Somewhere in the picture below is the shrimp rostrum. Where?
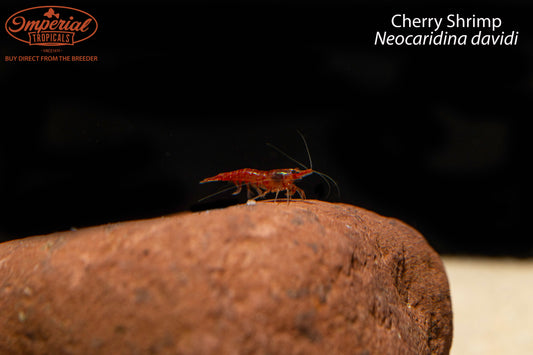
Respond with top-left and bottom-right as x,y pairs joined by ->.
200,133 -> 339,203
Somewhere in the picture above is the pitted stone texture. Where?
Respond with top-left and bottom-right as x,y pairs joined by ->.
0,201 -> 452,354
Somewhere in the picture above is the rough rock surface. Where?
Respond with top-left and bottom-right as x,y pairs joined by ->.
0,201 -> 452,354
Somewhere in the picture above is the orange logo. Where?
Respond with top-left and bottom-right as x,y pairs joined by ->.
5,6 -> 98,46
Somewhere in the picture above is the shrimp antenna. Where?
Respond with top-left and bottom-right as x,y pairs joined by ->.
297,130 -> 313,170
266,130 -> 313,169
312,170 -> 341,199
198,183 -> 244,202
266,131 -> 341,199
265,143 -> 309,170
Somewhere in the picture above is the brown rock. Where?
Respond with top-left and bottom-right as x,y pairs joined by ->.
0,201 -> 452,354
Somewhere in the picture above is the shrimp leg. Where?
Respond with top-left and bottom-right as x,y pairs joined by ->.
250,188 -> 271,201
294,186 -> 306,199
232,183 -> 243,195
251,184 -> 264,199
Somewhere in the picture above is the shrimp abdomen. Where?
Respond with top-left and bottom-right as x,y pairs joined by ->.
200,169 -> 266,184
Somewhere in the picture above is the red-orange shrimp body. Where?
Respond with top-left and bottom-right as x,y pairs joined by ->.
200,168 -> 313,201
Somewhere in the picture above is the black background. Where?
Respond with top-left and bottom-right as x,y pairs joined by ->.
1,1 -> 530,256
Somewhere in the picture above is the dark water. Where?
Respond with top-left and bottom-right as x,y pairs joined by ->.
0,1 -> 530,256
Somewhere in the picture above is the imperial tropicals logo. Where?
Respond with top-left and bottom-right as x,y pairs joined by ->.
5,6 -> 98,46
